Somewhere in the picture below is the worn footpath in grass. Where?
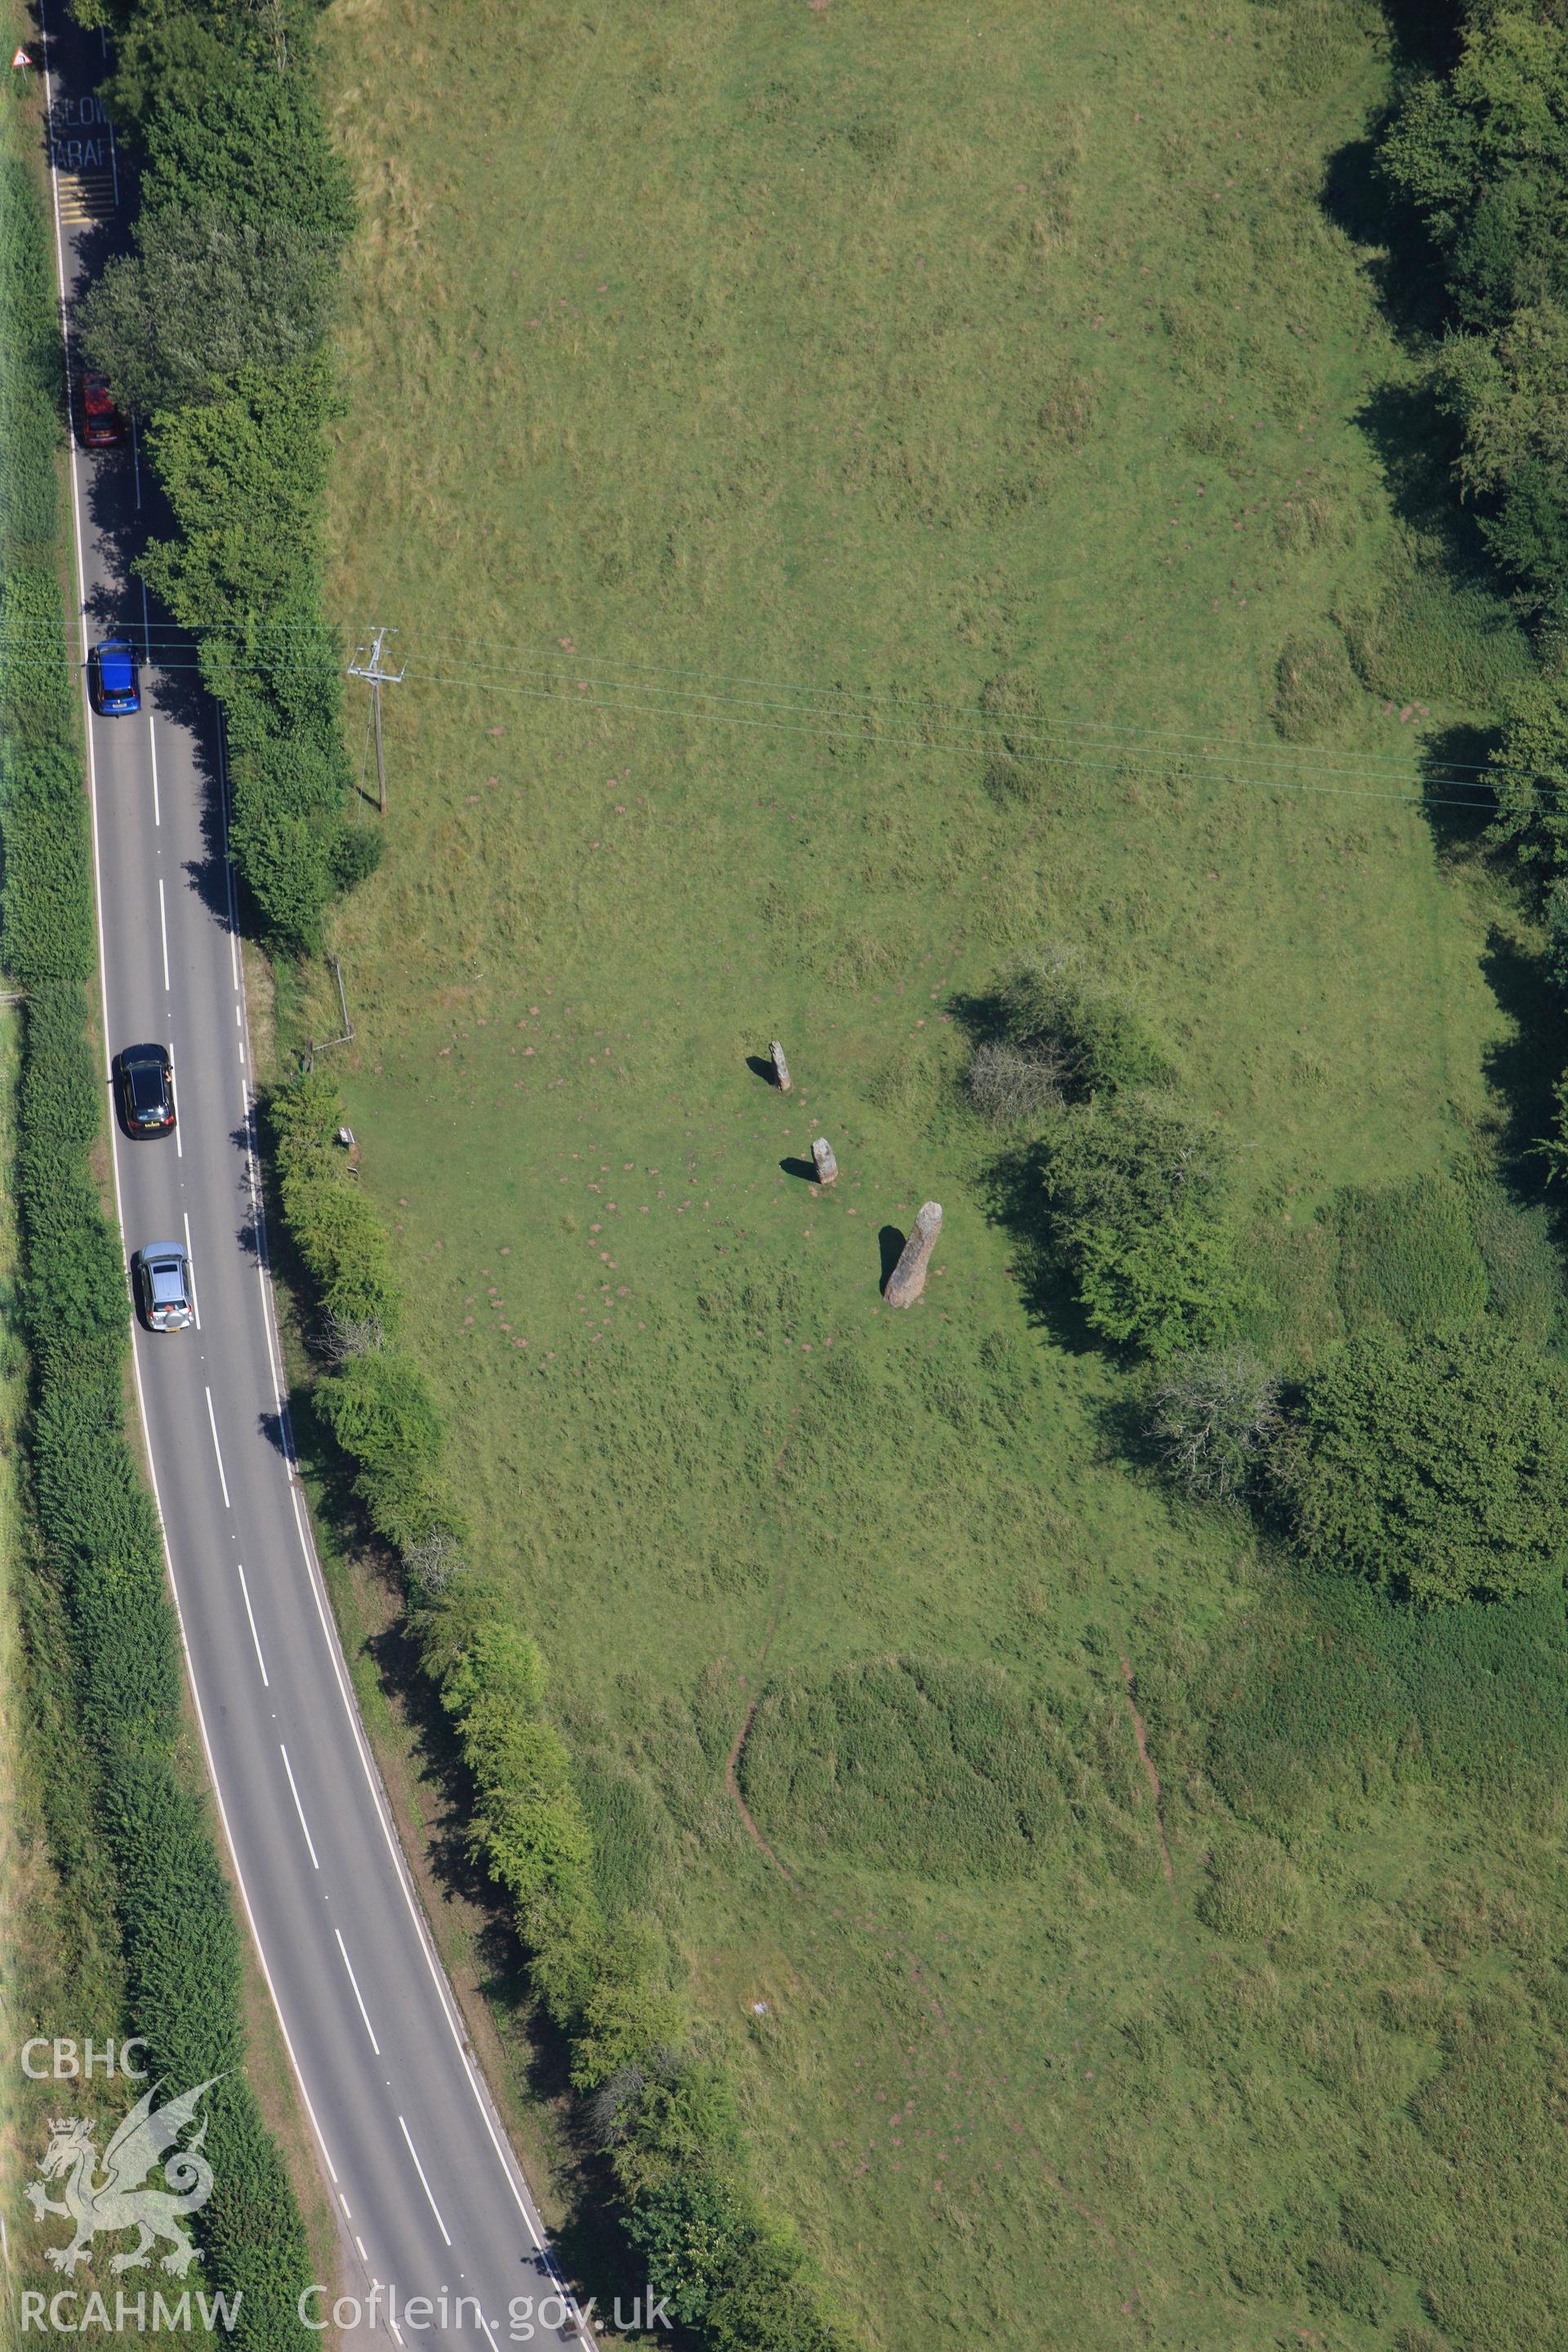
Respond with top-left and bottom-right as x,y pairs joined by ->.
301,1 -> 1568,2343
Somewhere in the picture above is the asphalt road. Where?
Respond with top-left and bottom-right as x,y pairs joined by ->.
37,17 -> 595,2349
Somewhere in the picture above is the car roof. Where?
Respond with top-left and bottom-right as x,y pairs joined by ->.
97,642 -> 136,688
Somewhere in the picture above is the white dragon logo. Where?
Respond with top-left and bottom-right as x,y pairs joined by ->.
25,2078 -> 219,2276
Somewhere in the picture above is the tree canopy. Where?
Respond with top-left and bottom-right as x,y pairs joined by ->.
1281,1325 -> 1568,1605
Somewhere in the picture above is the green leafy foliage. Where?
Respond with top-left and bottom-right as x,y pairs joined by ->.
267,1070 -> 402,1328
1041,1090 -> 1238,1355
1380,12 -> 1568,332
1278,1325 -> 1568,1604
1438,302 -> 1568,604
0,94 -> 314,2341
87,0 -> 362,948
270,1062 -> 860,2350
991,951 -> 1174,1094
1487,666 -> 1568,867
77,204 -> 336,414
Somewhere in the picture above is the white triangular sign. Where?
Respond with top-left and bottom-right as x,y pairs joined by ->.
11,47 -> 29,68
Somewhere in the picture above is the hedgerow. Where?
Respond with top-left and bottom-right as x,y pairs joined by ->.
75,0 -> 368,951
265,1071 -> 859,2350
1,68 -> 313,2352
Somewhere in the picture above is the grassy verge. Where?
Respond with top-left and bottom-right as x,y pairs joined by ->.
294,1 -> 1568,2343
0,31 -> 317,2349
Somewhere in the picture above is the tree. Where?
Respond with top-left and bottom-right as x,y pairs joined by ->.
994,951 -> 1174,1094
1437,301 -> 1568,605
77,204 -> 336,415
1148,1348 -> 1281,1498
1380,12 -> 1568,329
1486,666 -> 1568,868
1042,1091 -> 1237,1356
1278,1325 -> 1568,1604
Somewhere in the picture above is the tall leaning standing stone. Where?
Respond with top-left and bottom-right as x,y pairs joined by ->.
884,1201 -> 942,1307
770,1040 -> 792,1093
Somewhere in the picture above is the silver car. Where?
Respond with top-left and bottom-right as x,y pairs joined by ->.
136,1241 -> 193,1331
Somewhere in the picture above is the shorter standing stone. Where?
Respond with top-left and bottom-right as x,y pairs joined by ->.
884,1201 -> 942,1307
771,1040 -> 792,1093
812,1137 -> 838,1186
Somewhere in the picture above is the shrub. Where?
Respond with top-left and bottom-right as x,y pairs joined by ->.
77,204 -> 336,414
992,951 -> 1174,1093
1147,1348 -> 1281,1498
1437,301 -> 1568,607
1278,1325 -> 1568,1603
966,1037 -> 1067,1125
1379,12 -> 1568,332
81,5 -> 365,949
1042,1090 -> 1237,1356
1487,666 -> 1568,869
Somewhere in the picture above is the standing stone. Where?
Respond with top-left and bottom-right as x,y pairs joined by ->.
884,1201 -> 942,1307
812,1137 -> 838,1186
770,1040 -> 792,1093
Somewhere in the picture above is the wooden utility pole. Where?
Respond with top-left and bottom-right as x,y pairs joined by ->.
348,627 -> 404,814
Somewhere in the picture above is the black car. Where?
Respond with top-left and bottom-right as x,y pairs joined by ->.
116,1042 -> 176,1138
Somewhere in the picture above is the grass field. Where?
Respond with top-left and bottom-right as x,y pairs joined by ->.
302,2 -> 1568,2342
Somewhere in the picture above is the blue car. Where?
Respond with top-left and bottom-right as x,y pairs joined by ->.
90,636 -> 140,715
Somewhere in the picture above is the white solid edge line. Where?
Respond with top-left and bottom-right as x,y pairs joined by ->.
334,1929 -> 382,2058
203,1384 -> 231,1509
278,1743 -> 321,1873
51,24 -> 572,2309
235,1563 -> 269,1688
37,0 -> 357,2210
396,2118 -> 452,2248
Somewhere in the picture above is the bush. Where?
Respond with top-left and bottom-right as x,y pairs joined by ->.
82,5 -> 366,950
966,1037 -> 1067,1126
2,112 -> 314,2342
1147,1348 -> 1281,1498
1379,13 -> 1568,332
991,951 -> 1174,1093
77,204 -> 336,414
1042,1090 -> 1237,1356
1278,1325 -> 1568,1604
1487,666 -> 1568,869
1438,303 -> 1568,603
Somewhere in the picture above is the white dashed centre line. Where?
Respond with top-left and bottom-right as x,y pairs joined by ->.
334,1930 -> 382,2056
397,2117 -> 452,2247
235,1563 -> 268,1686
278,1744 -> 321,1872
203,1385 -> 231,1508
157,875 -> 170,990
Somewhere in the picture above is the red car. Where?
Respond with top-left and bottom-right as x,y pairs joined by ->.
80,372 -> 124,448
